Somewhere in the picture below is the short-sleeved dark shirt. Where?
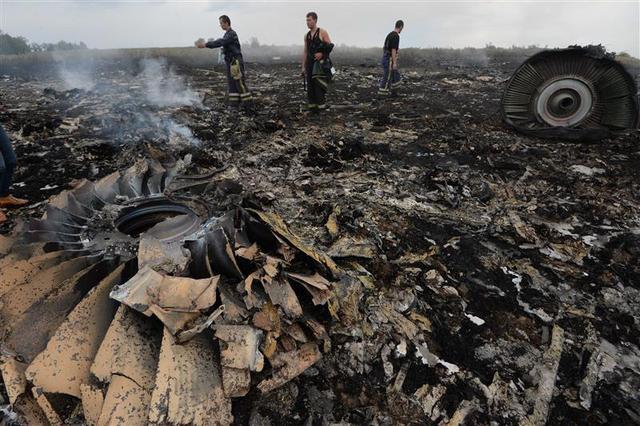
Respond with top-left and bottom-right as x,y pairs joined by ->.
383,31 -> 400,53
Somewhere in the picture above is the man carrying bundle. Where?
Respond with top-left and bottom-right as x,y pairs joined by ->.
302,12 -> 334,112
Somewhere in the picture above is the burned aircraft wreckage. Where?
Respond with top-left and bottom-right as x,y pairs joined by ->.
502,46 -> 640,139
0,158 -> 342,425
1,44 -> 640,425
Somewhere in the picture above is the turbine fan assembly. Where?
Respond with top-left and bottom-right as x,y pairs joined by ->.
502,46 -> 640,140
0,158 -> 343,425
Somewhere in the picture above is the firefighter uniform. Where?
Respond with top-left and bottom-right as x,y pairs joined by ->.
206,29 -> 252,105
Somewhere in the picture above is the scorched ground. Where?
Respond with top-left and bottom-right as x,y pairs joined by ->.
1,57 -> 639,425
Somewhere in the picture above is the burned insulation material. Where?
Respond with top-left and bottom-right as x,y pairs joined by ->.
0,158 -> 340,425
502,46 -> 640,140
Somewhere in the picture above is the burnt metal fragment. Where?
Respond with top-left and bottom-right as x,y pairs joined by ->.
502,46 -> 639,140
0,158 -> 336,425
114,199 -> 199,239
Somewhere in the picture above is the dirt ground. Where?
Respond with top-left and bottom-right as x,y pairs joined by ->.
1,58 -> 639,425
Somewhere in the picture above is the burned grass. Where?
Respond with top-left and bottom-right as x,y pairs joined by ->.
0,56 -> 639,425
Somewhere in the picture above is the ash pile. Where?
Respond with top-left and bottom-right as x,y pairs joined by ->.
1,50 -> 640,425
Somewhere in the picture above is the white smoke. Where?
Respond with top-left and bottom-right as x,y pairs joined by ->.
59,69 -> 96,90
132,110 -> 202,148
53,51 -> 96,90
49,55 -> 203,147
141,58 -> 202,107
148,115 -> 202,147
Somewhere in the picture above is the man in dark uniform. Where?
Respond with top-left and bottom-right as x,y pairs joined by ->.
0,123 -> 28,224
378,20 -> 404,97
196,15 -> 252,107
302,12 -> 334,111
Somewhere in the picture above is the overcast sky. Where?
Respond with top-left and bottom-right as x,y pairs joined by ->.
1,1 -> 638,56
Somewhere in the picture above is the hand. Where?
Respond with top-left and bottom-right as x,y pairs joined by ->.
392,63 -> 398,70
314,52 -> 323,61
195,38 -> 205,48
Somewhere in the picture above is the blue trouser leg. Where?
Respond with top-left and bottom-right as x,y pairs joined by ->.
0,124 -> 17,197
391,68 -> 402,87
379,53 -> 391,93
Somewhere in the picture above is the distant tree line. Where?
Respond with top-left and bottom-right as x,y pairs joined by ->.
0,30 -> 88,55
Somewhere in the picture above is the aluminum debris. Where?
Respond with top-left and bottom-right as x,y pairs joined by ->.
0,157 -> 338,424
502,46 -> 640,140
2,48 -> 640,424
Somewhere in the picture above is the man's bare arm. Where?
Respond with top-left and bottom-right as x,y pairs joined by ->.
320,29 -> 331,44
391,48 -> 398,69
302,35 -> 308,73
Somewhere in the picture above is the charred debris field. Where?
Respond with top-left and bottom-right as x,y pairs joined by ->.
0,52 -> 639,426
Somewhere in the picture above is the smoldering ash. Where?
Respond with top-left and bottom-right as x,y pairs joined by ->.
49,55 -> 205,147
141,58 -> 202,108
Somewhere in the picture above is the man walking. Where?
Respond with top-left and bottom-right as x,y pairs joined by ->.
378,20 -> 404,97
302,12 -> 334,111
196,15 -> 253,107
0,124 -> 28,224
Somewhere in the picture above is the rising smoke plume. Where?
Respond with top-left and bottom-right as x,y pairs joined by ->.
54,51 -> 97,90
141,57 -> 202,108
51,55 -> 203,147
